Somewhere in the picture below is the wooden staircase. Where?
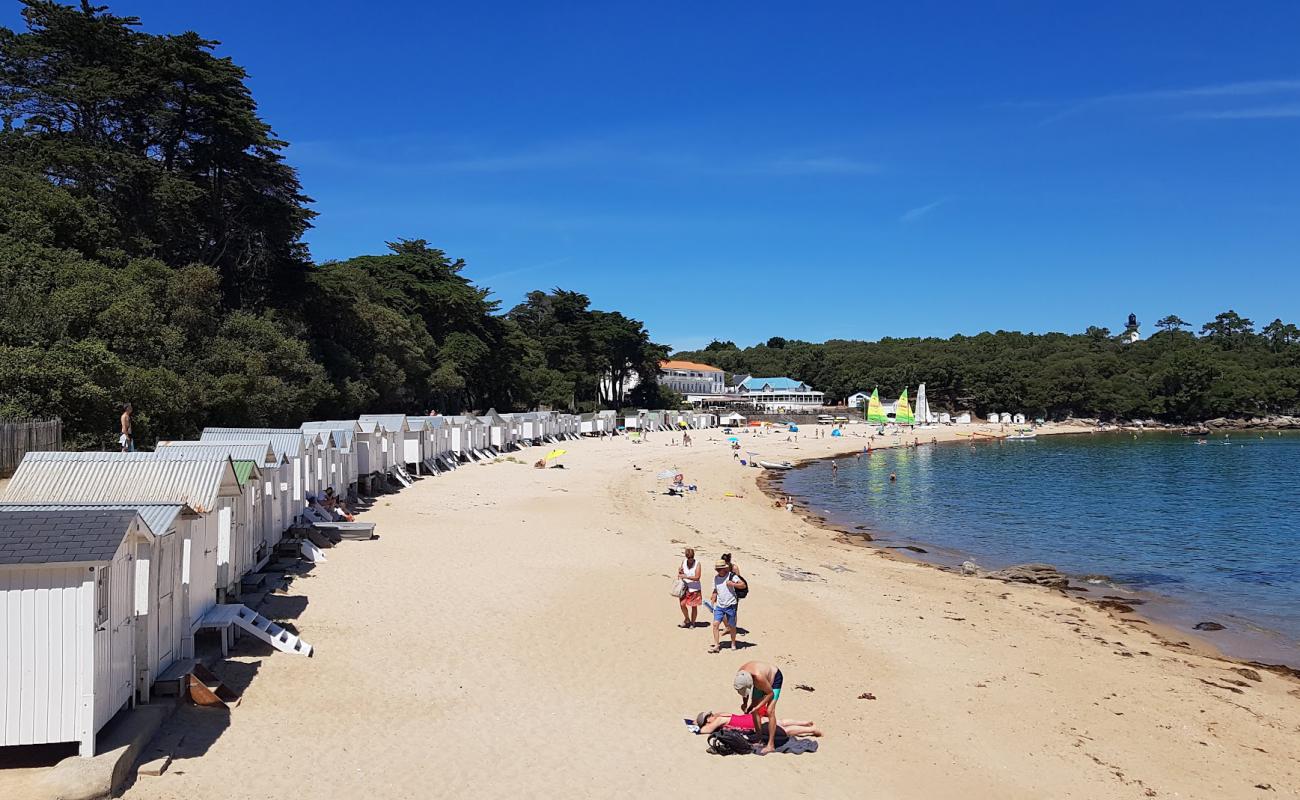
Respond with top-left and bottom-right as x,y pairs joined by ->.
201,603 -> 313,657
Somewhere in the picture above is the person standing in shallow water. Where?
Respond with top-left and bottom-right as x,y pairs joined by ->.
677,548 -> 702,628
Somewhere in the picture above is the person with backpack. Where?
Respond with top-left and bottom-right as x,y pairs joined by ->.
708,559 -> 746,653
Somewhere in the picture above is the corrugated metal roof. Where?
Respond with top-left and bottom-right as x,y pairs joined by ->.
0,503 -> 191,538
302,421 -> 358,448
2,452 -> 237,513
359,414 -> 410,433
201,428 -> 308,460
407,416 -> 445,429
156,441 -> 278,465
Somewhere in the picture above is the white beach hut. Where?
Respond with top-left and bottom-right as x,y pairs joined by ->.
999,412 -> 1013,424
480,410 -> 515,452
360,414 -> 419,476
0,503 -> 196,701
1013,413 -> 1026,425
1,453 -> 242,662
353,419 -> 384,493
200,428 -> 311,525
986,413 -> 999,424
0,509 -> 155,756
155,441 -> 277,565
302,421 -> 362,498
955,412 -> 972,425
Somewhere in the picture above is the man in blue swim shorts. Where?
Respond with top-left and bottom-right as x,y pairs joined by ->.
709,559 -> 745,653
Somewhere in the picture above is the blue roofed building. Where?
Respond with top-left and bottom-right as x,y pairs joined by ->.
731,375 -> 825,412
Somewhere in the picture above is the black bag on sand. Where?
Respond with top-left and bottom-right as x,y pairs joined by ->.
707,729 -> 755,756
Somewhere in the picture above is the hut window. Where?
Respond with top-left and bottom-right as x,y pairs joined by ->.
95,568 -> 109,628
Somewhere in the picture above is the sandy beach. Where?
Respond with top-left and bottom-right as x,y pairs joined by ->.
117,424 -> 1300,799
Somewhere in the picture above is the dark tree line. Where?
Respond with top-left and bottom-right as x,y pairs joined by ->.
677,310 -> 1300,422
0,2 -> 666,448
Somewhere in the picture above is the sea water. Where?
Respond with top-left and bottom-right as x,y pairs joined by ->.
779,431 -> 1300,665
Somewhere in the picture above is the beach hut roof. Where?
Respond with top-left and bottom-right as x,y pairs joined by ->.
301,421 -> 359,448
156,440 -> 279,466
358,414 -> 410,433
2,451 -> 240,513
201,428 -> 309,460
0,509 -> 149,566
0,502 -> 194,539
406,415 -> 446,429
0,509 -> 148,567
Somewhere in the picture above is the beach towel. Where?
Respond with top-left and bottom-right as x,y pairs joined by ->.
683,720 -> 818,756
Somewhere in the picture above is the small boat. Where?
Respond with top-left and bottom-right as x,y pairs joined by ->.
758,460 -> 795,470
1006,430 -> 1037,441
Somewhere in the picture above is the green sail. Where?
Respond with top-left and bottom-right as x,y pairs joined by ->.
866,388 -> 888,423
895,388 -> 914,424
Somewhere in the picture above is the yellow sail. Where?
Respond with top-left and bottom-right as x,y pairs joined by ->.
866,388 -> 887,423
895,389 -> 914,424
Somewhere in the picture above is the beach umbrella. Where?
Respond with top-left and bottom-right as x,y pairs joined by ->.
545,448 -> 567,460
788,425 -> 800,432
727,437 -> 739,443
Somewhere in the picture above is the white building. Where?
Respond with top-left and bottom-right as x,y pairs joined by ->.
733,376 -> 825,412
659,360 -> 725,396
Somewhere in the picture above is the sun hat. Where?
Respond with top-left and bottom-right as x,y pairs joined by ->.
714,560 -> 729,569
734,670 -> 754,703
695,711 -> 712,728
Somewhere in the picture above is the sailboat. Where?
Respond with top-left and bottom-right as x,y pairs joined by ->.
866,388 -> 888,424
915,383 -> 933,425
895,389 -> 915,425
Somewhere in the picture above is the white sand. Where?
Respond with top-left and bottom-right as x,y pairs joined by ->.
120,424 -> 1300,799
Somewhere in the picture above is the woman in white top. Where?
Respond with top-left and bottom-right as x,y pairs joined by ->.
677,548 -> 703,628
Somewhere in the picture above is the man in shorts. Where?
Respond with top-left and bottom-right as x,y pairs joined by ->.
709,560 -> 745,653
735,661 -> 784,754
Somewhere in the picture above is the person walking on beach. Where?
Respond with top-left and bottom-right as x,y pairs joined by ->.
119,403 -> 134,452
735,660 -> 784,754
709,559 -> 746,653
677,548 -> 702,628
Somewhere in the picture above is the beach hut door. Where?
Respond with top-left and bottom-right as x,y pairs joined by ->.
156,536 -> 175,672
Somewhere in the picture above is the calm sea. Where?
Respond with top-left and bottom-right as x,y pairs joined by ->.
778,431 -> 1300,666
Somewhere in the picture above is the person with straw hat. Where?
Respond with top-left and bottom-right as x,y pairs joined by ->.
708,559 -> 746,653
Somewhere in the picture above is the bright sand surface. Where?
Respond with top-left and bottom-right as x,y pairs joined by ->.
120,423 -> 1300,799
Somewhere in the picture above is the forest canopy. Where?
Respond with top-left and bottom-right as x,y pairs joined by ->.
0,1 -> 666,448
675,311 -> 1300,422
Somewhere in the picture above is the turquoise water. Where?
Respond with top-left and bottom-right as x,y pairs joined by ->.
779,431 -> 1300,665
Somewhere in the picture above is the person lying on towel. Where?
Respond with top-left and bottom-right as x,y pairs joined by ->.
694,710 -> 821,739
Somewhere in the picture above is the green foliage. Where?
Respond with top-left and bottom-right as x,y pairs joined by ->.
674,320 -> 1300,422
0,2 -> 663,446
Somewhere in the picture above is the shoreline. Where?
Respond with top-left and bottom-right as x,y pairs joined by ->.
754,428 -> 1300,674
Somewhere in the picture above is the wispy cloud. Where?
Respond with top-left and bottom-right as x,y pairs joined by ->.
293,137 -> 881,179
1179,104 -> 1300,120
479,257 -> 570,285
1025,77 -> 1300,125
901,197 -> 950,223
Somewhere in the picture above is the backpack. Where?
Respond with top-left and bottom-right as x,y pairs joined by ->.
733,573 -> 749,600
707,728 -> 754,756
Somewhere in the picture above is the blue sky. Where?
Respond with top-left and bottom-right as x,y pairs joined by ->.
8,2 -> 1300,350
